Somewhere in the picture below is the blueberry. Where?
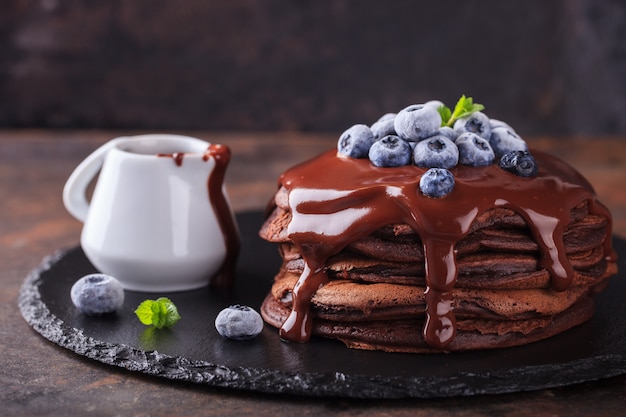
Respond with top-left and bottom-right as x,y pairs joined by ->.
394,104 -> 441,142
371,113 -> 397,139
413,135 -> 459,169
456,132 -> 495,166
419,168 -> 455,198
368,135 -> 412,167
337,124 -> 375,158
424,99 -> 444,109
437,126 -> 457,142
490,118 -> 515,132
453,111 -> 492,140
499,150 -> 538,177
489,127 -> 528,158
70,274 -> 124,315
215,305 -> 264,340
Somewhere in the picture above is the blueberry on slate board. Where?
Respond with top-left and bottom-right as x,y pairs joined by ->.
70,273 -> 125,315
215,305 -> 264,340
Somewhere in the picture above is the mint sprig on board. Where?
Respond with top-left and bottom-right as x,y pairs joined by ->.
438,95 -> 485,127
135,297 -> 181,329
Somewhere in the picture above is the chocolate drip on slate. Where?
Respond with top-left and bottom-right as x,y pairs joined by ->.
276,149 -> 613,349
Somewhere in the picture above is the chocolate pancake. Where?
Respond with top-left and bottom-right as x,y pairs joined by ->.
258,147 -> 617,353
261,290 -> 596,353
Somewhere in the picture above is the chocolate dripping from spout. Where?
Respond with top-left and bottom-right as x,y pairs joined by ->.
204,144 -> 240,288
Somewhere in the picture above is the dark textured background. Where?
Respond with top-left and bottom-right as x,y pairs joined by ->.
1,0 -> 625,136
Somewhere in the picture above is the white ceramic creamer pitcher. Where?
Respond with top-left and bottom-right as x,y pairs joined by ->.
63,134 -> 239,292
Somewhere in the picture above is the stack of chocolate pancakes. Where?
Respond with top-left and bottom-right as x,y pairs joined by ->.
259,150 -> 617,353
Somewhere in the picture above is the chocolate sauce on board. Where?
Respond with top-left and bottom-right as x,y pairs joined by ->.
276,149 -> 614,349
158,144 -> 240,288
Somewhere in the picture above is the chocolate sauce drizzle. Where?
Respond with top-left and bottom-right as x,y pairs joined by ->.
158,145 -> 240,288
157,152 -> 186,166
203,144 -> 240,288
276,150 -> 614,349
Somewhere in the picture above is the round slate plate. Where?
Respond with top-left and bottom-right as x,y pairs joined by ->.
19,211 -> 626,399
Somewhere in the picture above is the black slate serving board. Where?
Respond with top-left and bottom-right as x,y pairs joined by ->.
18,211 -> 626,398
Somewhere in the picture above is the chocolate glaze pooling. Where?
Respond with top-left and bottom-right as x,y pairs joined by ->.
275,150 -> 614,349
158,144 -> 240,288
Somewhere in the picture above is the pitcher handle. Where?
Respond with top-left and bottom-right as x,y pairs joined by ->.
63,138 -> 122,222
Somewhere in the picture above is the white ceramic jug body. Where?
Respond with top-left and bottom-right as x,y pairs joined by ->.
63,134 -> 237,292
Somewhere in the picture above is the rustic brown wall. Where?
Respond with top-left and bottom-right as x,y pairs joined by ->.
1,0 -> 625,135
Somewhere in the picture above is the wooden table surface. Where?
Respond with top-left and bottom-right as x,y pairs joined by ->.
1,130 -> 625,416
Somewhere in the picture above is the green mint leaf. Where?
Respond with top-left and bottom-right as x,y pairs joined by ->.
437,105 -> 452,126
161,298 -> 181,327
456,103 -> 485,120
135,300 -> 156,325
134,297 -> 181,329
461,95 -> 474,112
445,95 -> 485,127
